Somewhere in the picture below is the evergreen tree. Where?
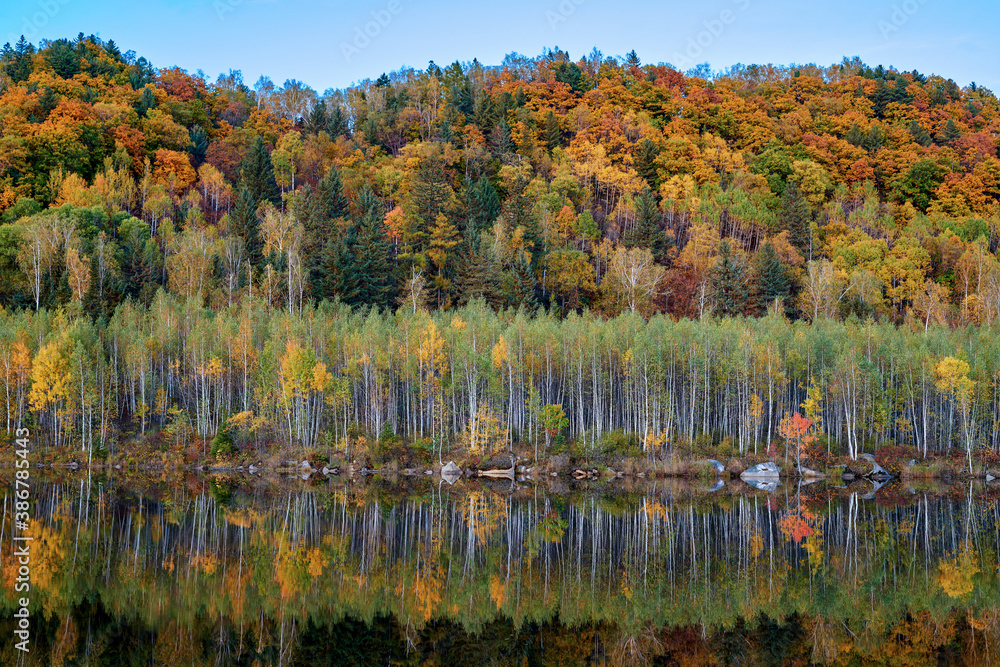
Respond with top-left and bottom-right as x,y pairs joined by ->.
751,241 -> 790,315
452,241 -> 500,307
938,118 -> 961,144
634,138 -> 660,190
710,240 -> 748,317
306,99 -> 328,135
317,164 -> 350,221
327,105 -> 348,137
238,136 -> 280,208
409,154 -> 454,252
778,181 -> 811,257
624,187 -> 670,263
189,125 -> 209,165
544,111 -> 561,152
230,186 -> 263,264
465,176 -> 500,239
351,185 -> 397,309
500,254 -> 537,310
909,120 -> 932,147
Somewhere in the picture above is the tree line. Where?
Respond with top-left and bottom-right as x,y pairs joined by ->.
4,296 -> 1000,462
0,37 -> 998,325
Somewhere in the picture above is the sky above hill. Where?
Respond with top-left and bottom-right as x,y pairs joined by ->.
3,0 -> 997,92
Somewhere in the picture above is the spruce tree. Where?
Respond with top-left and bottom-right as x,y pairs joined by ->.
453,241 -> 500,307
238,136 -> 280,208
500,254 -> 537,310
751,241 -> 790,315
634,138 -> 660,191
544,111 -> 561,152
306,99 -> 328,135
351,185 -> 397,309
230,186 -> 263,264
625,188 -> 670,264
908,120 -> 932,147
710,240 -> 748,317
465,176 -> 500,238
318,164 -> 350,221
778,181 -> 811,257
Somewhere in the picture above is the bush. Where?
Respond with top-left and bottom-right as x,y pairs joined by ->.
210,429 -> 235,458
598,429 -> 641,457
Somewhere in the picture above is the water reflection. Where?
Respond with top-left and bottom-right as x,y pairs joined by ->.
2,477 -> 999,665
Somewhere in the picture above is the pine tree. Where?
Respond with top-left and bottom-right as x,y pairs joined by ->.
465,176 -> 500,238
544,111 -> 561,152
938,118 -> 961,144
327,105 -> 348,137
351,185 -> 396,309
710,240 -> 748,317
778,181 -> 811,257
452,241 -> 500,307
409,154 -> 454,252
306,99 -> 328,135
230,186 -> 263,265
500,254 -> 537,310
751,241 -> 791,315
624,187 -> 670,263
909,120 -> 932,147
238,136 -> 280,208
634,138 -> 660,191
318,164 -> 350,221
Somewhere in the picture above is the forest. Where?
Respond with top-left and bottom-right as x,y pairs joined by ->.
1,34 -> 1000,464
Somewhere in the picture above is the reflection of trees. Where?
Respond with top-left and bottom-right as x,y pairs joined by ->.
2,482 -> 1000,664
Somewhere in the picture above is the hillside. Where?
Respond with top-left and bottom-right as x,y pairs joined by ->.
0,35 -> 997,322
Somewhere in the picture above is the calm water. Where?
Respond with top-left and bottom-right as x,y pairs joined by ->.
2,475 -> 999,665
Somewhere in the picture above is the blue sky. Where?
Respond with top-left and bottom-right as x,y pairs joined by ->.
3,0 -> 997,92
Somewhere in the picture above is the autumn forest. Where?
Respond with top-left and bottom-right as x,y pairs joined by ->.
2,34 -> 1000,467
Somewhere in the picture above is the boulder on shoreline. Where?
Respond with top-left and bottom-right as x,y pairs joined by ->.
740,462 -> 780,481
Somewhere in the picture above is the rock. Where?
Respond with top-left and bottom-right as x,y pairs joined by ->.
249,464 -> 259,474
423,469 -> 432,475
744,479 -> 779,492
740,462 -> 780,481
572,469 -> 588,479
705,459 -> 725,473
550,472 -> 559,477
480,466 -> 515,479
797,465 -> 825,478
987,471 -> 997,482
907,459 -> 917,467
708,479 -> 725,492
441,461 -> 461,477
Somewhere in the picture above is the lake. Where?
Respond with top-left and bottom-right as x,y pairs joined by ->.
2,474 -> 999,665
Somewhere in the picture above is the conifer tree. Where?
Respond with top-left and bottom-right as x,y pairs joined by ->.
465,176 -> 500,238
625,187 -> 670,263
710,240 -> 748,317
238,136 -> 280,208
778,181 -> 811,257
500,254 -> 537,310
453,241 -> 500,307
544,111 -> 561,152
751,241 -> 791,315
634,138 -> 660,191
351,185 -> 397,309
230,186 -> 263,264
